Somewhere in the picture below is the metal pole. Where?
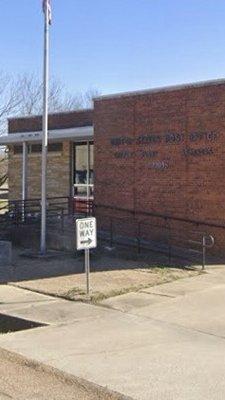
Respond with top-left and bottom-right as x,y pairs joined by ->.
85,248 -> 90,295
202,235 -> 206,270
86,141 -> 90,214
40,8 -> 50,254
137,221 -> 141,254
22,142 -> 28,221
110,218 -> 113,248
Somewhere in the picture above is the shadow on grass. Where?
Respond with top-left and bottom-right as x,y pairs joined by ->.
3,241 -> 222,284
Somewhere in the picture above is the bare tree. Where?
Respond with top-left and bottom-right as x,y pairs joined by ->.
0,150 -> 8,187
0,72 -> 101,134
14,74 -> 100,116
0,72 -> 22,134
62,87 -> 101,110
82,88 -> 100,108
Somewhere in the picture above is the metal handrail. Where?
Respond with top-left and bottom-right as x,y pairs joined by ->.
95,204 -> 225,230
97,213 -> 215,269
188,234 -> 214,269
202,235 -> 215,270
0,196 -> 94,226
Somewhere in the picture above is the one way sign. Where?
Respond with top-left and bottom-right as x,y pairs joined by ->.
76,217 -> 97,250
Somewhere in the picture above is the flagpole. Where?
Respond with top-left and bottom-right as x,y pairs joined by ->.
40,4 -> 50,255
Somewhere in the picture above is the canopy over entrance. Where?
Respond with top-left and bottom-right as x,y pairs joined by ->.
2,124 -> 94,210
0,125 -> 93,145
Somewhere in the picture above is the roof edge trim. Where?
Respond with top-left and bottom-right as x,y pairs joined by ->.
94,78 -> 225,102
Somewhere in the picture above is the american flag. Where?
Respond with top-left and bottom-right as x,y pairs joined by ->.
42,0 -> 52,25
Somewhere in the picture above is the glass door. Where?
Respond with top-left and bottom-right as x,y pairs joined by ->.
73,142 -> 94,198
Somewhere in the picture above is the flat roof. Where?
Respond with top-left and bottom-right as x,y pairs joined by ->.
94,78 -> 225,101
0,126 -> 93,145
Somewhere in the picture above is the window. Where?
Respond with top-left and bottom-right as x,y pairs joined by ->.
13,142 -> 63,155
48,143 -> 63,152
30,143 -> 62,153
30,144 -> 42,153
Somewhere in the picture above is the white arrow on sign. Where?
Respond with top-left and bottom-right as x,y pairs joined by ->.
80,238 -> 92,246
76,217 -> 97,251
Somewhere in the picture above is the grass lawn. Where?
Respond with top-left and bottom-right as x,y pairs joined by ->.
12,255 -> 201,304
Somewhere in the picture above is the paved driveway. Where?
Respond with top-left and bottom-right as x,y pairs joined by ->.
0,266 -> 225,400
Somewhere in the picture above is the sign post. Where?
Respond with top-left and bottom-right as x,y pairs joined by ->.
76,217 -> 97,295
84,248 -> 90,294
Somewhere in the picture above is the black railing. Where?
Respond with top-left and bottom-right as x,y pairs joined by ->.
0,198 -> 217,267
94,204 -> 225,230
0,196 -> 94,225
95,209 -> 216,269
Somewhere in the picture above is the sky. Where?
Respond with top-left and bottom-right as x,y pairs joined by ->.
1,0 -> 225,96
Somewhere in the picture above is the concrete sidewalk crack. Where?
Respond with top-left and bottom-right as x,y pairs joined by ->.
100,305 -> 225,342
139,290 -> 175,298
126,310 -> 225,341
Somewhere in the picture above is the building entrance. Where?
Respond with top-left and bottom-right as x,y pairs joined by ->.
73,141 -> 94,199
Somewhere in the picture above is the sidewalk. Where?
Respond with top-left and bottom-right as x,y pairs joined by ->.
0,266 -> 225,400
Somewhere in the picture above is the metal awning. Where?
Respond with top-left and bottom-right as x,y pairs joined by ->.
0,125 -> 93,145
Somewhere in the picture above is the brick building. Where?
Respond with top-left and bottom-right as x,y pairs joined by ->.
94,79 -> 225,253
2,78 -> 225,252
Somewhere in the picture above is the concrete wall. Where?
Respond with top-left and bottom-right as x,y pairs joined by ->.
94,81 -> 225,252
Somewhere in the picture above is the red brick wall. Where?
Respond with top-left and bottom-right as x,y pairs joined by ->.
8,109 -> 93,133
94,82 -> 225,254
